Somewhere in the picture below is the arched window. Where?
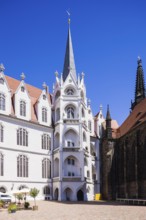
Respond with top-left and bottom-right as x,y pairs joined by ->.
0,125 -> 4,142
18,185 -> 28,190
0,93 -> 5,111
83,132 -> 86,142
67,158 -> 75,165
43,186 -> 50,195
88,120 -> 92,132
82,108 -> 85,117
42,158 -> 51,178
0,186 -> 6,193
0,153 -> 4,176
42,134 -> 51,150
56,108 -> 60,122
87,170 -> 90,178
67,107 -> 74,119
17,155 -> 28,177
0,78 -> 4,84
20,101 -> 26,116
42,107 -> 47,122
43,95 -> 46,100
21,86 -> 25,92
17,128 -> 28,146
66,88 -> 74,95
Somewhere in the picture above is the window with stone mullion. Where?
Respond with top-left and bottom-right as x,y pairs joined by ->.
20,101 -> 26,116
0,94 -> 5,111
0,125 -> 4,142
0,153 -> 4,176
42,158 -> 50,178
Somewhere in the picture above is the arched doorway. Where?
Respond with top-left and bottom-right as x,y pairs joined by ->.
64,187 -> 73,201
77,189 -> 84,201
54,188 -> 59,200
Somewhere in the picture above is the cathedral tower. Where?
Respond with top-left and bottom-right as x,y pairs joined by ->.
131,57 -> 145,110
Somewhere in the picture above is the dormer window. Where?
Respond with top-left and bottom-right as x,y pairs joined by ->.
43,95 -> 46,100
20,101 -> 26,117
21,86 -> 25,92
66,88 -> 74,95
0,78 -> 4,84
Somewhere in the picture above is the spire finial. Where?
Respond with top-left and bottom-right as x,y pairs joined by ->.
20,72 -> 25,80
100,104 -> 103,111
66,10 -> 71,25
0,64 -> 5,72
42,82 -> 47,90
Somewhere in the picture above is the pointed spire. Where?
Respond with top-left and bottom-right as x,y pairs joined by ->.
63,20 -> 77,81
131,57 -> 145,110
106,105 -> 112,139
106,105 -> 111,120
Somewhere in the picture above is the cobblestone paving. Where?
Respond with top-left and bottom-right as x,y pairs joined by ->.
0,201 -> 146,220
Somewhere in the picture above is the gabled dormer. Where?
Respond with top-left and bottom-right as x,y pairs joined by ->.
0,64 -> 11,115
63,70 -> 79,96
36,82 -> 51,126
14,73 -> 31,120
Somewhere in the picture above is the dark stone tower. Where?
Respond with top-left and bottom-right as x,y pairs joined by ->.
106,105 -> 112,139
131,57 -> 145,110
101,105 -> 116,200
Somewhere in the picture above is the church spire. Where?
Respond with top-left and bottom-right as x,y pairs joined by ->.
106,105 -> 112,139
63,18 -> 77,81
131,57 -> 145,110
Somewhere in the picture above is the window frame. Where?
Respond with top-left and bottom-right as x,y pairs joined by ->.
0,93 -> 5,111
17,155 -> 28,177
0,152 -> 4,176
20,100 -> 26,117
17,128 -> 28,146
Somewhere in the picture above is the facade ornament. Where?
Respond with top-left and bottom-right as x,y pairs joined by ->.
20,72 -> 25,80
0,63 -> 5,72
42,82 -> 47,90
81,72 -> 85,79
55,71 -> 58,77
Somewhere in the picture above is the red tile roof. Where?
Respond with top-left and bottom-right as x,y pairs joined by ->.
117,98 -> 146,137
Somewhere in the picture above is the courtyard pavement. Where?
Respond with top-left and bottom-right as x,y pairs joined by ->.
0,200 -> 146,220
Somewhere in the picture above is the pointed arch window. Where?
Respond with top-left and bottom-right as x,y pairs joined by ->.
0,125 -> 4,142
42,134 -> 51,150
42,158 -> 51,178
42,107 -> 47,122
43,95 -> 46,100
20,101 -> 26,116
17,128 -> 28,146
43,186 -> 50,195
21,86 -> 25,92
67,107 -> 74,119
0,153 -> 4,176
17,155 -> 28,177
0,78 -> 4,84
0,93 -> 5,111
66,88 -> 74,95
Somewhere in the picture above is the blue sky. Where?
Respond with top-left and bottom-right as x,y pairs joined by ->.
1,0 -> 146,125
